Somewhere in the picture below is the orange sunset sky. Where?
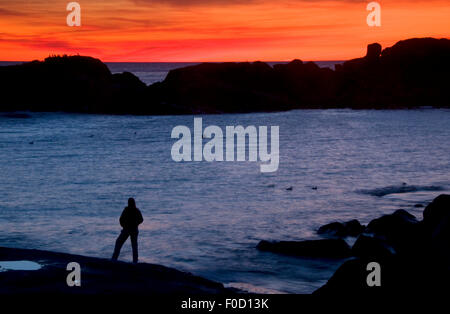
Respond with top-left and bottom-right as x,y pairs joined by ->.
0,0 -> 449,62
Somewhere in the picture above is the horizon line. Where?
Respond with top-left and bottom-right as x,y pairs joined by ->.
0,59 -> 346,64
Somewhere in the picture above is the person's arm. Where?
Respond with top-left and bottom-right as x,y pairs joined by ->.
119,208 -> 127,228
137,209 -> 144,226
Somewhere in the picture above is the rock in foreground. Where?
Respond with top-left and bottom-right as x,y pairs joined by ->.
315,194 -> 450,295
0,247 -> 233,295
317,219 -> 365,238
257,239 -> 352,258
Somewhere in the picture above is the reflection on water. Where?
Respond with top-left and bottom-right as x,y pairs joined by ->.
0,260 -> 42,272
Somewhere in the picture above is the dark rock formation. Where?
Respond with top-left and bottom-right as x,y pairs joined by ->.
351,234 -> 395,259
150,61 -> 291,113
366,209 -> 418,232
1,38 -> 449,114
317,219 -> 365,238
154,37 -> 450,112
0,55 -> 112,113
257,239 -> 352,258
364,209 -> 421,254
315,194 -> 450,295
366,43 -> 382,61
335,38 -> 450,108
423,194 -> 450,230
0,55 -> 157,115
0,246 -> 234,294
423,194 -> 450,265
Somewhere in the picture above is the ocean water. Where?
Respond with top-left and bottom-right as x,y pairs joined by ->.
0,109 -> 449,293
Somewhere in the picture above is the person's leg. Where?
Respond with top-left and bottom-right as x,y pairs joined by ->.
112,230 -> 129,261
130,231 -> 139,263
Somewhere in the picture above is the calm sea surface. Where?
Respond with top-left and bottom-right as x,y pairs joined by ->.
0,62 -> 449,293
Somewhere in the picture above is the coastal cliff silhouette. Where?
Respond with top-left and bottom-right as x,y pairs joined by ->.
0,37 -> 449,114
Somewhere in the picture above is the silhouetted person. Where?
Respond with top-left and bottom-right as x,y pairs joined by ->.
112,198 -> 144,263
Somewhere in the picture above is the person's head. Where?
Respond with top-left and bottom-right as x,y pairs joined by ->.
128,198 -> 136,208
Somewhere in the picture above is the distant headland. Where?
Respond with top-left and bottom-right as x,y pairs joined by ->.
1,37 -> 449,115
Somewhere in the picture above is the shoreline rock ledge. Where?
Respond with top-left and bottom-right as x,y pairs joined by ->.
314,194 -> 450,295
0,246 -> 235,295
1,37 -> 449,114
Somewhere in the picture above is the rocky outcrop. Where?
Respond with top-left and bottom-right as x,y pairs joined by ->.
152,37 -> 450,112
423,194 -> 450,230
0,55 -> 156,114
1,38 -> 449,114
257,239 -> 352,258
351,234 -> 395,259
317,219 -> 365,238
0,55 -> 112,113
315,194 -> 450,295
0,246 -> 234,294
366,43 -> 382,61
364,209 -> 422,254
423,194 -> 450,265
